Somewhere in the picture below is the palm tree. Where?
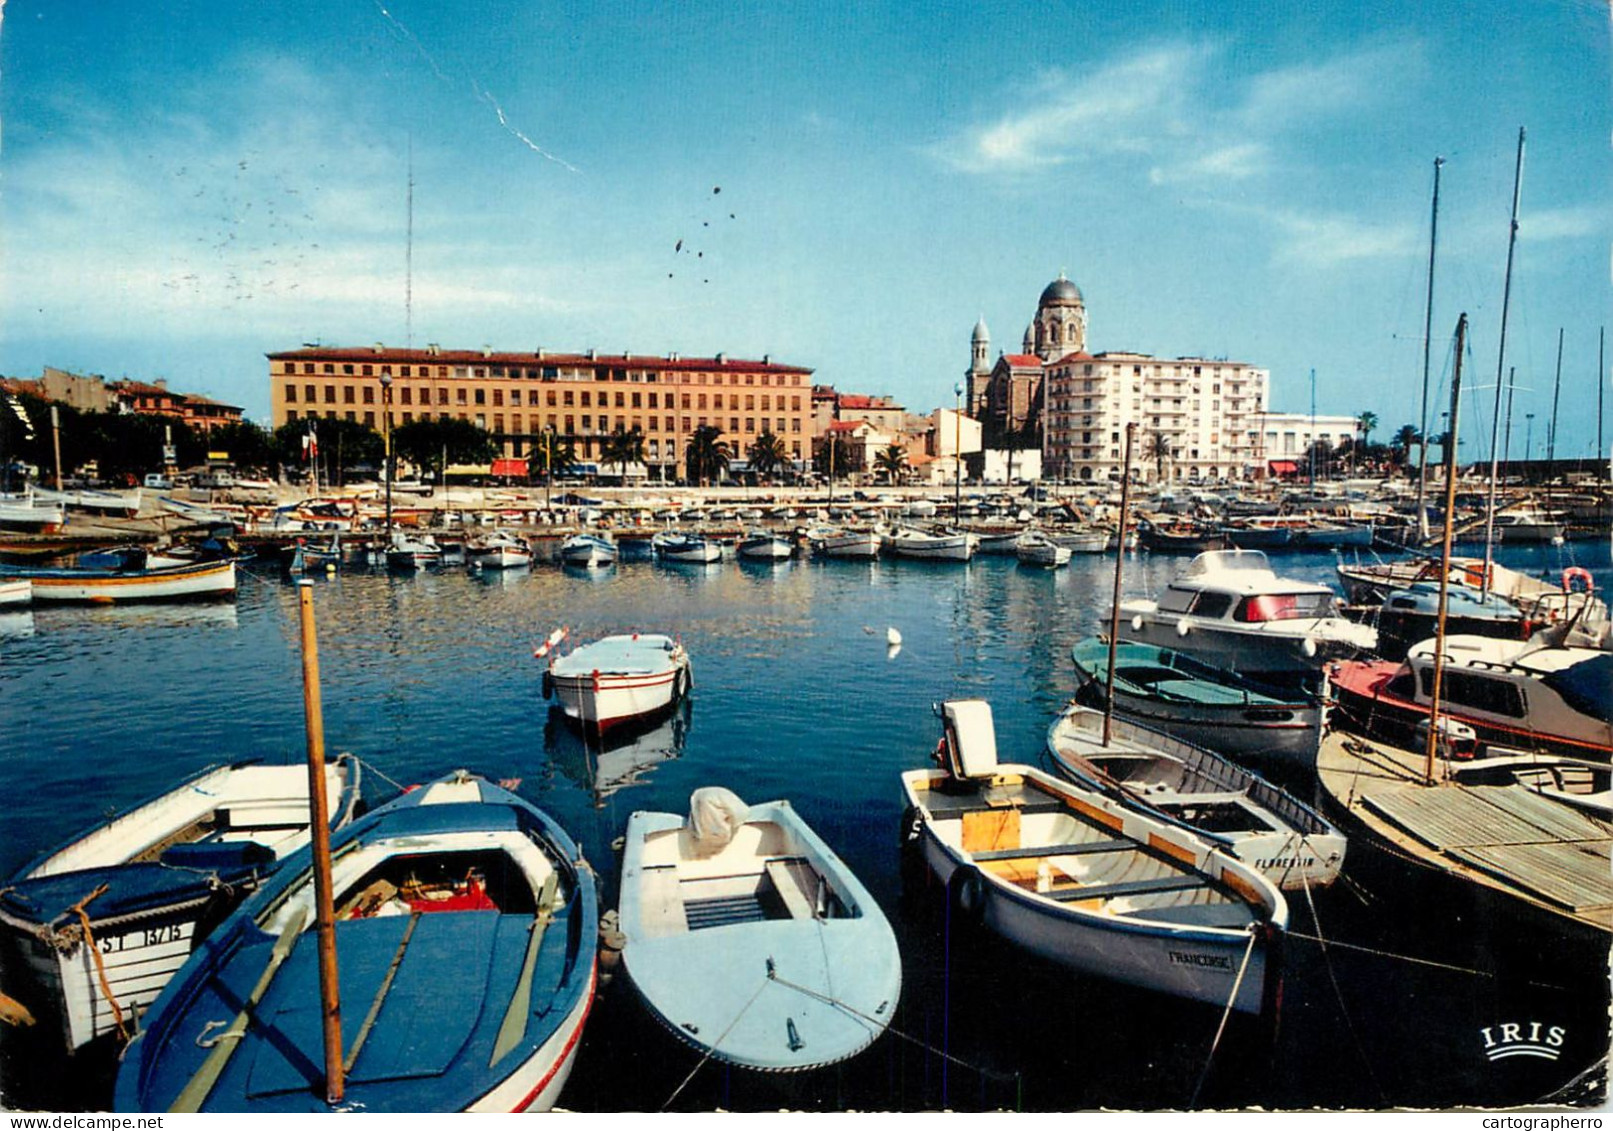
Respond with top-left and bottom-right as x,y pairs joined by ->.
684,424 -> 730,486
1355,411 -> 1379,475
1390,423 -> 1420,470
530,429 -> 577,483
1143,430 -> 1172,482
813,434 -> 851,481
748,431 -> 788,483
873,444 -> 907,484
600,426 -> 645,479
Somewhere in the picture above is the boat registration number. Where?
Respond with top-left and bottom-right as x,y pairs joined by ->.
98,921 -> 191,954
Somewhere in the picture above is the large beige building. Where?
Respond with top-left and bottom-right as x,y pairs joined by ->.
268,344 -> 814,474
969,276 -> 1271,483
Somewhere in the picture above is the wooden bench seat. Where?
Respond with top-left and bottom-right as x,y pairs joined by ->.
1047,874 -> 1209,903
971,839 -> 1127,862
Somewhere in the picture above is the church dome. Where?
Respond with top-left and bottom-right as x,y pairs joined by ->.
1039,273 -> 1083,307
971,317 -> 990,343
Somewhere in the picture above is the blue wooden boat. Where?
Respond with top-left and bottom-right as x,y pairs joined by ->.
0,758 -> 362,1055
1068,637 -> 1321,767
114,771 -> 597,1113
618,789 -> 901,1071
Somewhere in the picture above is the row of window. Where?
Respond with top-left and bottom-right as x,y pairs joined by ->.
283,408 -> 803,438
282,383 -> 803,414
277,361 -> 803,387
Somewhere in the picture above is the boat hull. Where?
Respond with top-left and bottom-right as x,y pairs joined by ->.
4,560 -> 236,604
559,536 -> 617,568
812,532 -> 881,558
548,635 -> 690,733
901,766 -> 1281,1015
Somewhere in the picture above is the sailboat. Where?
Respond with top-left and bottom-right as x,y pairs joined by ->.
1316,314 -> 1612,956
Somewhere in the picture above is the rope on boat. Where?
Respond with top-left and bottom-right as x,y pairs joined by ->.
659,976 -> 771,1111
353,755 -> 410,798
68,884 -> 128,1042
1284,930 -> 1500,979
1298,867 -> 1386,1104
767,972 -> 1021,1088
1187,926 -> 1258,1108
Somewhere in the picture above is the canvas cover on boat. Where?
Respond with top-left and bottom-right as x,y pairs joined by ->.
943,699 -> 998,779
688,787 -> 749,855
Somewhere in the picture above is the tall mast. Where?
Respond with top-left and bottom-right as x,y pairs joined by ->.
1599,327 -> 1606,462
406,137 -> 414,350
1547,327 -> 1564,465
1308,368 -> 1317,486
1414,156 -> 1443,542
1481,127 -> 1525,600
1502,366 -> 1516,467
1103,422 -> 1138,749
1424,313 -> 1468,786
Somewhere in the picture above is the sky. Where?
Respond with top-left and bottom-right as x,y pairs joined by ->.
1,1 -> 1609,460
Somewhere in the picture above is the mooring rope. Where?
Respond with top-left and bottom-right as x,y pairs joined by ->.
68,885 -> 128,1042
767,972 -> 1020,1086
1284,930 -> 1497,978
1187,926 -> 1258,1108
659,976 -> 771,1111
1299,867 -> 1386,1104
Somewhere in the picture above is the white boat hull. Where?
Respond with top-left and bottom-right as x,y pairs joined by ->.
890,532 -> 976,561
0,579 -> 31,606
18,561 -> 236,604
813,531 -> 882,558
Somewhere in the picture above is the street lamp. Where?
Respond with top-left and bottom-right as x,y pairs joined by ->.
544,424 -> 555,510
379,374 -> 393,542
953,381 -> 964,524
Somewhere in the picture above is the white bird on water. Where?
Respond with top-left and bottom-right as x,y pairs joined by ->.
886,627 -> 902,647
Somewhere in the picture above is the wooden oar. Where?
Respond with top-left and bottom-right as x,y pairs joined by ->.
489,873 -> 559,1067
168,907 -> 308,1113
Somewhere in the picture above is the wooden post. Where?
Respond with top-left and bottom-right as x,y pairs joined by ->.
1103,423 -> 1138,748
1423,314 -> 1467,786
50,407 -> 63,491
297,581 -> 345,1104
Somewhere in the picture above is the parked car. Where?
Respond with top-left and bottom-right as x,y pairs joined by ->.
143,474 -> 173,490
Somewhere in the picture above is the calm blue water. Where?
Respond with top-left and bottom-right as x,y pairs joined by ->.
2,538 -> 1609,1111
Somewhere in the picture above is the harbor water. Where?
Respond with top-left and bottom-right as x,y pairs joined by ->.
2,540 -> 1609,1111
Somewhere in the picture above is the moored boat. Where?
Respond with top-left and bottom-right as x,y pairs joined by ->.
618,788 -> 901,1071
736,530 -> 794,561
1108,550 -> 1375,686
1327,635 -> 1613,763
807,526 -> 882,559
1014,530 -> 1071,568
544,631 -> 692,734
0,578 -> 31,606
650,531 -> 721,564
558,532 -> 618,569
0,558 -> 237,603
466,529 -> 533,570
900,700 -> 1286,1015
1068,638 -> 1321,768
0,757 -> 362,1056
113,771 -> 597,1113
888,527 -> 976,562
383,532 -> 443,571
1045,701 -> 1344,890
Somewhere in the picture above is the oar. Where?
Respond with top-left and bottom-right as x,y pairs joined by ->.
489,873 -> 560,1067
168,907 -> 308,1113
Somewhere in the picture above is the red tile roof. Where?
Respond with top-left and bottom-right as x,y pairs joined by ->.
1002,354 -> 1043,368
268,345 -> 813,376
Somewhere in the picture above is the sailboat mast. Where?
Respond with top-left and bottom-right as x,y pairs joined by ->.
1414,156 -> 1443,542
1548,327 -> 1564,465
1424,313 -> 1468,786
1481,127 -> 1525,600
1103,422 -> 1138,748
1502,366 -> 1516,466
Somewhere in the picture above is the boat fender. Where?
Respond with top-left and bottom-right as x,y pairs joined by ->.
673,666 -> 689,701
597,909 -> 627,989
1176,617 -> 1192,637
949,865 -> 986,920
1563,567 -> 1594,594
1131,614 -> 1145,632
1300,636 -> 1317,658
899,805 -> 924,847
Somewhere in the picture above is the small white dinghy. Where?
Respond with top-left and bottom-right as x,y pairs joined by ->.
543,631 -> 691,734
0,758 -> 362,1055
618,788 -> 901,1071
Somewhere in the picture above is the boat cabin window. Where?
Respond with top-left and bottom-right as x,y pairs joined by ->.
1158,586 -> 1197,613
1233,592 -> 1335,622
1187,592 -> 1235,618
1418,669 -> 1526,719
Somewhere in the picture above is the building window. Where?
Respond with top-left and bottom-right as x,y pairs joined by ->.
286,385 -> 297,403
474,389 -> 486,406
362,386 -> 375,404
287,409 -> 299,422
493,389 -> 504,407
324,385 -> 336,403
345,411 -> 356,422
363,411 -> 375,427
457,388 -> 468,405
438,388 -> 449,405
400,387 -> 412,406
343,365 -> 354,376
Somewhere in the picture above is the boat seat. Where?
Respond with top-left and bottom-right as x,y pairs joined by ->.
764,858 -> 818,920
1048,874 -> 1209,903
942,699 -> 999,780
971,839 -> 1128,862
635,865 -> 687,939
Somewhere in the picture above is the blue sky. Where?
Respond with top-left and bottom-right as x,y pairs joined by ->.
1,1 -> 1609,459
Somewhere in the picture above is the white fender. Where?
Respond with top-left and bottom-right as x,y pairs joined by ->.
1176,617 -> 1193,637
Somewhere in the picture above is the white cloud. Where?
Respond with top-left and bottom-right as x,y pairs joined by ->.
1264,209 -> 1419,267
1238,41 -> 1424,131
1149,142 -> 1269,185
1524,206 -> 1604,241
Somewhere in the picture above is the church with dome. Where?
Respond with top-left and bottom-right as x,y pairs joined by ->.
965,274 -> 1275,483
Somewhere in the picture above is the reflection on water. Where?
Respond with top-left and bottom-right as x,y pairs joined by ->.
1,544 -> 1609,1112
0,610 -> 34,639
547,700 -> 689,804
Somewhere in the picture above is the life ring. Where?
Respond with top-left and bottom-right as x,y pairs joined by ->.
948,864 -> 986,921
1562,567 -> 1594,594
